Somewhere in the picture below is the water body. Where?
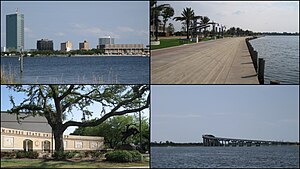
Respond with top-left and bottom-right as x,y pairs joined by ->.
1,56 -> 149,84
250,36 -> 299,84
151,146 -> 299,168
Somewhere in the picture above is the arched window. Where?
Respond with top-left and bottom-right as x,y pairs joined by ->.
23,139 -> 33,151
42,140 -> 51,152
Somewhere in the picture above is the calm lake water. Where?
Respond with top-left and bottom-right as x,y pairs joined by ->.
250,36 -> 299,84
151,146 -> 299,168
1,56 -> 149,84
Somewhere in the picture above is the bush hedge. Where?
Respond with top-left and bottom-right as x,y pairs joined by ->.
16,151 -> 38,159
128,150 -> 143,162
52,151 -> 66,160
1,151 -> 16,159
105,150 -> 132,162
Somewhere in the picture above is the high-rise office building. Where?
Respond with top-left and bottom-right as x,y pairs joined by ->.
6,9 -> 24,52
79,40 -> 89,50
97,36 -> 115,49
99,36 -> 115,45
61,41 -> 72,52
37,39 -> 53,51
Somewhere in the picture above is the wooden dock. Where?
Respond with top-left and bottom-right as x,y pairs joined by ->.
151,37 -> 259,84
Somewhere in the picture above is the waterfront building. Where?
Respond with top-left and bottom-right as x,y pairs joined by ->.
98,44 -> 145,55
79,40 -> 89,50
61,41 -> 72,52
98,36 -> 115,46
37,39 -> 54,51
6,9 -> 24,52
1,112 -> 104,152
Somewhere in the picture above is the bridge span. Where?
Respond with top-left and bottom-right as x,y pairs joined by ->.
202,134 -> 298,147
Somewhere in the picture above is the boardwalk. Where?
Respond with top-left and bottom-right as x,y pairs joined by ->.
151,37 -> 259,84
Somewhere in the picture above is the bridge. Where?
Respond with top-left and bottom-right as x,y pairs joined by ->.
202,134 -> 298,147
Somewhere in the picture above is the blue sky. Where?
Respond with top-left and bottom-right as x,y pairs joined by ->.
159,1 -> 299,33
1,1 -> 149,50
151,85 -> 299,143
1,85 -> 149,135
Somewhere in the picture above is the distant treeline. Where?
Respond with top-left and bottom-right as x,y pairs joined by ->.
257,32 -> 299,36
151,141 -> 203,147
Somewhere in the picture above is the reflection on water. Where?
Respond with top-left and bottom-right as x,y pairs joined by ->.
250,36 -> 299,84
151,146 -> 299,168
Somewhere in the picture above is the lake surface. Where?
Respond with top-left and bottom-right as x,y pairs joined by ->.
1,56 -> 149,84
250,36 -> 299,84
151,146 -> 299,168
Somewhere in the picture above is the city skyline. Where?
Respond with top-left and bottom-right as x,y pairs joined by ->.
159,1 -> 299,33
1,1 -> 149,50
151,85 -> 299,143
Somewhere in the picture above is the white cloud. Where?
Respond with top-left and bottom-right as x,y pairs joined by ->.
55,32 -> 65,36
117,26 -> 135,32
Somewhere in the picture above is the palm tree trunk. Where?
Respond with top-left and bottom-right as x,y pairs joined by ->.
186,21 -> 189,40
163,22 -> 166,33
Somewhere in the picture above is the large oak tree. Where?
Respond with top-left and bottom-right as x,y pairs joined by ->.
6,85 -> 149,154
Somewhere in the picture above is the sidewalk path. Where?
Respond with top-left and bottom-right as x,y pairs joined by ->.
151,37 -> 259,84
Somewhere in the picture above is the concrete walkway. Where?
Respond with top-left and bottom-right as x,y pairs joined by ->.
151,37 -> 259,84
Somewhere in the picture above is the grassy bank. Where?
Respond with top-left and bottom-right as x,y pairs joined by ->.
0,159 -> 149,168
151,38 -> 195,50
1,67 -> 15,84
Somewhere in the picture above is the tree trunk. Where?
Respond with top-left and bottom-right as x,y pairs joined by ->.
163,22 -> 166,33
186,21 -> 189,40
54,130 -> 64,152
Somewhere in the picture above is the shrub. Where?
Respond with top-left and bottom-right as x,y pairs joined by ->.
1,151 -> 16,159
16,151 -> 38,159
91,151 -> 104,158
52,151 -> 66,160
105,150 -> 133,163
65,151 -> 76,159
128,150 -> 143,162
16,151 -> 26,158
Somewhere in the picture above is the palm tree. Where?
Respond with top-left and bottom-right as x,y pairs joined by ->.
173,7 -> 195,40
201,16 -> 210,37
151,0 -> 171,41
161,7 -> 174,33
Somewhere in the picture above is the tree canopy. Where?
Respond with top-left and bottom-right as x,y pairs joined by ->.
71,115 -> 149,152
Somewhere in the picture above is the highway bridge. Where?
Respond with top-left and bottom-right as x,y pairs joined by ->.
202,134 -> 299,147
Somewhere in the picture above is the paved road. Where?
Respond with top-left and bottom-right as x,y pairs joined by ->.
151,37 -> 259,84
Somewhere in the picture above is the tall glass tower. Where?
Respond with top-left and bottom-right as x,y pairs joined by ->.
6,9 -> 24,52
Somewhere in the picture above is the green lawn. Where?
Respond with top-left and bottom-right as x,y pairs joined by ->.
151,38 -> 195,50
1,159 -> 149,168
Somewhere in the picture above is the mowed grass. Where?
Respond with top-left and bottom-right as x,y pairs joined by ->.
151,38 -> 195,50
1,159 -> 149,168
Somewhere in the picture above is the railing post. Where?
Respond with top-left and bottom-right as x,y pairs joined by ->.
253,51 -> 258,71
258,58 -> 265,84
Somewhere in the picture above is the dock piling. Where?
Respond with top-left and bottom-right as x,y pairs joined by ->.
258,58 -> 265,84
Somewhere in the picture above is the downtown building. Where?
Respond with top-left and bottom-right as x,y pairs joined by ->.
37,39 -> 54,51
60,40 -> 72,52
6,9 -> 24,52
1,112 -> 104,153
97,36 -> 145,55
79,40 -> 89,50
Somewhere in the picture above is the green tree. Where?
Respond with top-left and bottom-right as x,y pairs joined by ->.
167,23 -> 175,35
161,7 -> 174,33
151,0 -> 172,40
72,115 -> 149,152
174,7 -> 196,40
6,85 -> 149,157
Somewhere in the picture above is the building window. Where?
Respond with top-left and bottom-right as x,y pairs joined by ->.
75,141 -> 83,149
90,142 -> 98,149
3,137 -> 14,148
